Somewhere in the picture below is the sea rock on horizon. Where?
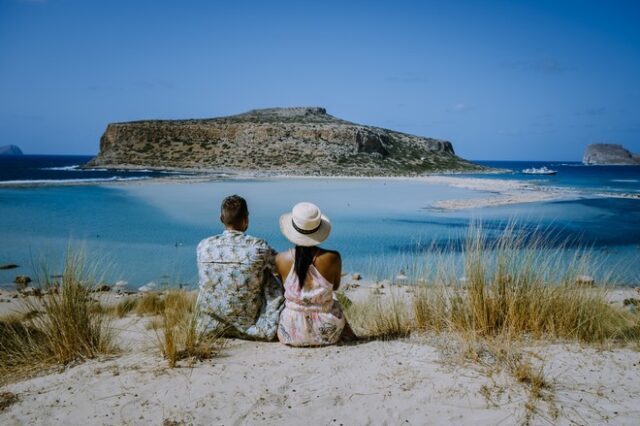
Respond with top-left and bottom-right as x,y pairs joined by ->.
88,106 -> 483,176
582,143 -> 640,165
0,144 -> 23,156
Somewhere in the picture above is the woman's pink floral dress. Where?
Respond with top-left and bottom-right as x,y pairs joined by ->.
277,263 -> 345,347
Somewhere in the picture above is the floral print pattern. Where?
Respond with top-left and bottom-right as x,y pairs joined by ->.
196,230 -> 284,340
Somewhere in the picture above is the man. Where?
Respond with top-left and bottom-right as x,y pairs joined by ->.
196,195 -> 284,340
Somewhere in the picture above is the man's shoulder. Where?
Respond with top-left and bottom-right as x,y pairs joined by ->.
197,232 -> 272,252
197,234 -> 224,249
243,233 -> 271,249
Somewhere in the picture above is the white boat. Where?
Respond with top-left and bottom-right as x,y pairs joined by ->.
522,166 -> 557,175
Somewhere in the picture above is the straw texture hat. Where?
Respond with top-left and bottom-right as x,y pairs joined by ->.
279,202 -> 331,247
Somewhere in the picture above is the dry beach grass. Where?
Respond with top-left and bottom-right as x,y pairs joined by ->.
410,225 -> 639,343
0,252 -> 115,384
346,224 -> 639,344
150,290 -> 224,368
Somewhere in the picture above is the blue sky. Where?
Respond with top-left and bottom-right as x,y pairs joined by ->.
1,0 -> 639,160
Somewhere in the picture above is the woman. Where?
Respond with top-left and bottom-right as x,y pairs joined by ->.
276,202 -> 355,346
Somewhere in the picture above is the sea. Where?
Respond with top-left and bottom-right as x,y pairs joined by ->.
1,155 -> 639,289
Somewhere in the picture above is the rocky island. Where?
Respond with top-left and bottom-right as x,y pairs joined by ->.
582,143 -> 640,165
0,145 -> 23,156
88,107 -> 483,176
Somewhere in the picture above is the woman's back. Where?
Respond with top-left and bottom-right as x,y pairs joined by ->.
276,248 -> 346,346
276,248 -> 341,289
282,261 -> 334,309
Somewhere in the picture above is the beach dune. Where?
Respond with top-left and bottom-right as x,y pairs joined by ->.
1,286 -> 639,425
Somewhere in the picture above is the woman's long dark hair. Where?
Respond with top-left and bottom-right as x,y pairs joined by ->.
294,245 -> 316,289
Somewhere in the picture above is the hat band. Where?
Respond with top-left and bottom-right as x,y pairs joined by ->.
292,219 -> 321,235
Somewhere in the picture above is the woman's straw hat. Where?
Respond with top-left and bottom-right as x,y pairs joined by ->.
279,202 -> 331,247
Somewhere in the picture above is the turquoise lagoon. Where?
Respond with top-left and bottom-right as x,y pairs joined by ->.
1,177 -> 639,288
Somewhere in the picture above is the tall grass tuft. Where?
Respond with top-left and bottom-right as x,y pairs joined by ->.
135,292 -> 165,316
152,290 -> 224,368
0,251 -> 115,383
112,297 -> 138,318
345,292 -> 413,340
412,223 -> 640,343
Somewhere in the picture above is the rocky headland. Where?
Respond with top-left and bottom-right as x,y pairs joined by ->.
87,107 -> 484,176
582,143 -> 640,165
0,145 -> 23,156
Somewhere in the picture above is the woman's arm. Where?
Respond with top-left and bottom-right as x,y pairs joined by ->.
275,251 -> 293,283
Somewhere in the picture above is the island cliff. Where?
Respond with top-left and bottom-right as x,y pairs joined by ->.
0,145 -> 23,156
583,143 -> 640,165
88,107 -> 483,176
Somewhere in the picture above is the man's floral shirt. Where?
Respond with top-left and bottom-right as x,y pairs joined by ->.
196,230 -> 284,340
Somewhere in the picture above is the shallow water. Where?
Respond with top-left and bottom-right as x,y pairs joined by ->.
1,177 -> 639,288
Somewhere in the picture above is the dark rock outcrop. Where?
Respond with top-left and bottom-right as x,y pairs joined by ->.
88,107 -> 482,176
0,264 -> 19,270
14,275 -> 31,291
0,145 -> 23,156
583,144 -> 640,165
355,130 -> 391,157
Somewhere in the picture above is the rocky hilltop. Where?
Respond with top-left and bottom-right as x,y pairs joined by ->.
583,144 -> 640,165
0,145 -> 23,156
88,107 -> 482,176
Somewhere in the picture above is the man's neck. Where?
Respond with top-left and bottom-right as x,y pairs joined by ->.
224,227 -> 244,233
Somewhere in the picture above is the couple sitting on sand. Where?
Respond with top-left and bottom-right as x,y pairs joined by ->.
195,195 -> 355,347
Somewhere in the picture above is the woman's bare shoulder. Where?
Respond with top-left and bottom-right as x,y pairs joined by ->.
317,248 -> 341,265
319,248 -> 340,258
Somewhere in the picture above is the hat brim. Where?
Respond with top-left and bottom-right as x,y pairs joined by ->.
279,213 -> 331,247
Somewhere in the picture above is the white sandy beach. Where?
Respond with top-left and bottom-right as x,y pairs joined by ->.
416,176 -> 577,210
1,286 -> 639,425
3,331 -> 640,426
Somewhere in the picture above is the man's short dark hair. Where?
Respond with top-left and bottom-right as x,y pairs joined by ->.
220,195 -> 248,227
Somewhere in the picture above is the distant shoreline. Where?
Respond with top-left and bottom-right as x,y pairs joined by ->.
2,161 -> 639,210
0,168 -> 603,211
0,165 -> 508,188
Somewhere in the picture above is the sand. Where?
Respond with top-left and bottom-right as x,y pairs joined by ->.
416,176 -> 579,210
1,324 -> 639,425
1,286 -> 639,425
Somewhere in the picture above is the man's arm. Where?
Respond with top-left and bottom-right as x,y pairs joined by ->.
246,242 -> 284,340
